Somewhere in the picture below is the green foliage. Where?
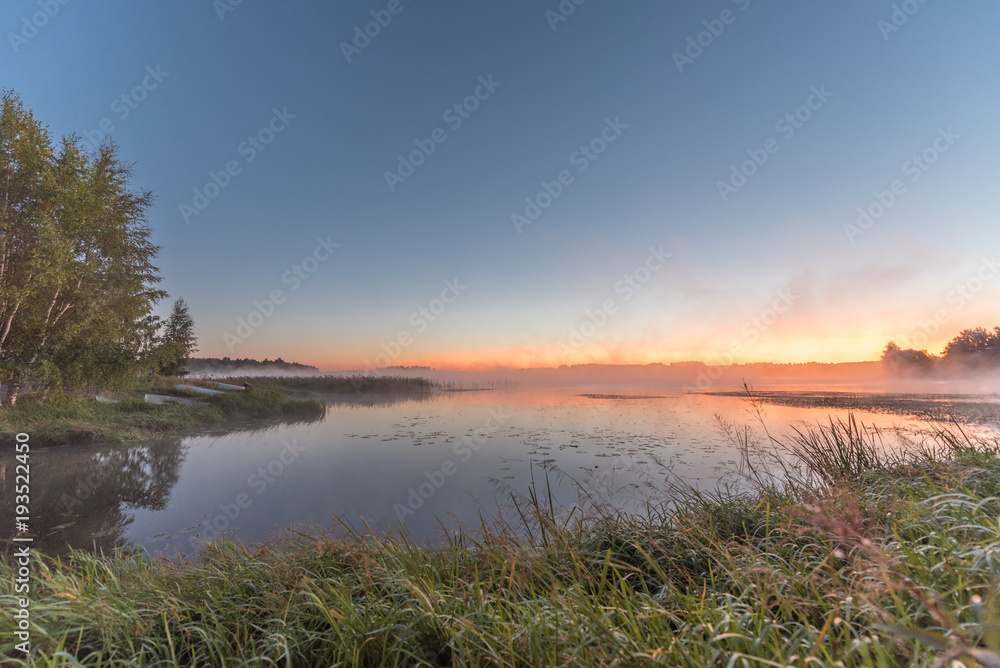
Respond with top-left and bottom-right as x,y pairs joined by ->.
158,298 -> 197,376
880,341 -> 937,375
881,326 -> 1000,375
942,326 -> 1000,363
0,90 -> 166,404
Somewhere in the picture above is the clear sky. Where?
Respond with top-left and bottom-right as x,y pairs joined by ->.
3,0 -> 998,370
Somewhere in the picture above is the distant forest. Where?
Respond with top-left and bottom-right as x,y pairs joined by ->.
185,357 -> 318,373
883,326 -> 1000,374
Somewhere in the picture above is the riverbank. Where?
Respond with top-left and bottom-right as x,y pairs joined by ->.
0,383 -> 325,447
2,419 -> 998,666
0,375 -> 457,447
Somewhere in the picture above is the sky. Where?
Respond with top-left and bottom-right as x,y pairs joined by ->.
3,0 -> 999,371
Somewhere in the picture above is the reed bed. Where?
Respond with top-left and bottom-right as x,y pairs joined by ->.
224,374 -> 439,395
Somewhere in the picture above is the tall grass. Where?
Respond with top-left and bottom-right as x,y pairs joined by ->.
224,375 -> 506,395
224,374 -> 441,395
3,414 -> 1000,666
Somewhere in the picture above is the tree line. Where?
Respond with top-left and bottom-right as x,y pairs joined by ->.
186,357 -> 317,373
1,91 -> 195,405
882,326 -> 1000,374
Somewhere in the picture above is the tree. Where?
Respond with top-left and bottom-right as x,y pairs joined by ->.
942,327 -> 1000,362
159,298 -> 197,376
881,341 -> 936,375
881,341 -> 901,359
0,91 -> 166,404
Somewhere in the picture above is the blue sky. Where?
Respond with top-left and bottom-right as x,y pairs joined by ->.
3,0 -> 999,369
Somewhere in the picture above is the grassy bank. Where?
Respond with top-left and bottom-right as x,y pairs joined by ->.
0,380 -> 326,447
3,418 -> 1000,666
0,374 -> 452,447
225,374 -> 441,395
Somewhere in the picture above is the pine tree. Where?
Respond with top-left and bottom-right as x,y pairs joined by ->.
160,298 -> 197,376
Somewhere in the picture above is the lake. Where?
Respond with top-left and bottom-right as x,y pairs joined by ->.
4,387 -> 999,558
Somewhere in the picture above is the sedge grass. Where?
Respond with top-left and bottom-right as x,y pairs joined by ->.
221,375 -> 440,395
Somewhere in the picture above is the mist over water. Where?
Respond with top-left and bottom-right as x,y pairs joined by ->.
328,364 -> 1000,397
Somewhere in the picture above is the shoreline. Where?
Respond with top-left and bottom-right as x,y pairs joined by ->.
0,384 -> 326,448
0,375 -> 445,447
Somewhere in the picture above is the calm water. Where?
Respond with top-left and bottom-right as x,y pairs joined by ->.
3,388 -> 996,557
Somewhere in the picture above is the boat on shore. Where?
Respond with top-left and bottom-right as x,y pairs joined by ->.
176,384 -> 224,396
204,381 -> 246,391
144,393 -> 202,406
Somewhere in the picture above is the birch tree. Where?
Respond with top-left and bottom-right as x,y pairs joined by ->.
1,91 -> 165,404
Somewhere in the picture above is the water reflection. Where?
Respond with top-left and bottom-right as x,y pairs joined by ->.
1,438 -> 185,556
320,391 -> 443,409
5,389 -> 997,559
0,413 -> 323,558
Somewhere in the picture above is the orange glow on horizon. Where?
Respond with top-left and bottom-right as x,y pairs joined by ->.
307,333 -> 931,372
218,310 -> 982,373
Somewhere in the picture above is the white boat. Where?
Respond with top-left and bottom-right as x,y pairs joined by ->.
144,393 -> 201,406
175,384 -> 224,396
204,381 -> 245,391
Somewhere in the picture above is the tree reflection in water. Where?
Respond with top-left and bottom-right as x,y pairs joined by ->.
0,414 -> 324,557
